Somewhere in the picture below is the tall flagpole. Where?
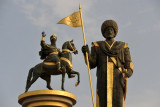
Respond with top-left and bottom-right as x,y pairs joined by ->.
79,3 -> 95,107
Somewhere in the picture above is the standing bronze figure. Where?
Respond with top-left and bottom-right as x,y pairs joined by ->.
82,20 -> 134,107
25,32 -> 80,92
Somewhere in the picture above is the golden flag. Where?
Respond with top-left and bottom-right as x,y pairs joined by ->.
57,11 -> 82,27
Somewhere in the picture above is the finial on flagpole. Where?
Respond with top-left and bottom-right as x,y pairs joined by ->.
79,3 -> 81,10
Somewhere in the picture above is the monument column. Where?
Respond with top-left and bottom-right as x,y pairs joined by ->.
18,90 -> 76,107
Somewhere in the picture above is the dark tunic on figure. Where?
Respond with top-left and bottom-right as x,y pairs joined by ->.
39,41 -> 61,62
88,41 -> 133,107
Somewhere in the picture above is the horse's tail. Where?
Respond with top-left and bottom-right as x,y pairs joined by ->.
26,68 -> 34,85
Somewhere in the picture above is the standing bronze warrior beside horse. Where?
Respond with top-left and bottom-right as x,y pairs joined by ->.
25,32 -> 80,92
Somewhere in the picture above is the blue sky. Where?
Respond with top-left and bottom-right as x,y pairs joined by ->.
1,0 -> 160,107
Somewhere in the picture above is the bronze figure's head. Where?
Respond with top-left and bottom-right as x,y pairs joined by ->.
50,34 -> 57,43
101,20 -> 118,39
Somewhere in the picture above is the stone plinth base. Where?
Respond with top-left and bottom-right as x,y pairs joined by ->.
18,90 -> 76,107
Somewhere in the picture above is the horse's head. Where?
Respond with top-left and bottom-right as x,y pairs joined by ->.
62,40 -> 78,54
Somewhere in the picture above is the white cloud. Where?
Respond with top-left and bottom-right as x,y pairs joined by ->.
138,28 -> 147,33
41,0 -> 79,17
139,7 -> 154,14
153,21 -> 160,31
13,0 -> 96,30
20,1 -> 53,28
121,20 -> 132,29
127,89 -> 160,107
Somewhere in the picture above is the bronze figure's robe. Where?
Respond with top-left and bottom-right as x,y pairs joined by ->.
88,41 -> 134,107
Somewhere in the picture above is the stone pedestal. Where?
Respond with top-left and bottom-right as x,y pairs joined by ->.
18,90 -> 76,107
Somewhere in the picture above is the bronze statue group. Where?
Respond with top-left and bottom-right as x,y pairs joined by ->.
25,20 -> 134,107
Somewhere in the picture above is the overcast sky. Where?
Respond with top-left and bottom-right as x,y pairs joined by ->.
1,0 -> 160,107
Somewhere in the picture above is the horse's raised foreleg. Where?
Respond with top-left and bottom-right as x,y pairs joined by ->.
70,70 -> 80,87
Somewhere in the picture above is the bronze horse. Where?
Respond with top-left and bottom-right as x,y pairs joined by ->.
25,40 -> 80,92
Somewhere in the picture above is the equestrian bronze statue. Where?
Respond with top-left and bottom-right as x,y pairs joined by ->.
25,32 -> 80,92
